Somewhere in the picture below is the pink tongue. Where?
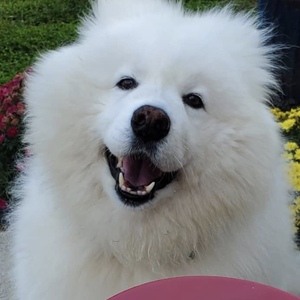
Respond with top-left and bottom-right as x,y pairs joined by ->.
122,156 -> 162,187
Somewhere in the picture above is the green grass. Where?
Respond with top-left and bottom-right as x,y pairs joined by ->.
0,0 -> 89,84
185,0 -> 256,10
0,0 -> 256,84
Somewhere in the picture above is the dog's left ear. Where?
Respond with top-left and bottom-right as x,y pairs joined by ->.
79,0 -> 182,37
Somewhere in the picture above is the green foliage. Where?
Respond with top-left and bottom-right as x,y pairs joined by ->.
184,0 -> 256,10
0,0 -> 89,84
0,0 -> 89,25
0,22 -> 79,84
0,0 -> 256,84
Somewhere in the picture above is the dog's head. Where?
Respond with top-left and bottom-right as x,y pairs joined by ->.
24,0 -> 281,264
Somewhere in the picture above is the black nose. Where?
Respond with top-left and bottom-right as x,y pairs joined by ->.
131,105 -> 171,142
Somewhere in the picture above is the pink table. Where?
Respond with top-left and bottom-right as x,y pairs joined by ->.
109,276 -> 300,300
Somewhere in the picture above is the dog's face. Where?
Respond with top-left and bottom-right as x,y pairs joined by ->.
92,22 -> 211,208
25,0 -> 280,263
81,22 -> 221,208
69,4 -> 276,210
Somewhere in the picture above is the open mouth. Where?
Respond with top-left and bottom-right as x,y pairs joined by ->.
105,148 -> 177,207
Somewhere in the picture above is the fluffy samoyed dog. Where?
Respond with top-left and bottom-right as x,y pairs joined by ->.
12,0 -> 300,299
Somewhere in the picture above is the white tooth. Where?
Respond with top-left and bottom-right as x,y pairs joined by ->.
126,187 -> 132,193
129,190 -> 138,195
145,182 -> 155,193
117,157 -> 123,168
138,190 -> 147,196
119,172 -> 125,187
121,185 -> 127,191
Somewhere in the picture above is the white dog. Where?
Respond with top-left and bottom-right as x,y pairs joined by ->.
11,0 -> 300,299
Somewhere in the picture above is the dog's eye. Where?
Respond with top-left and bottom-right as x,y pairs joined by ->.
116,77 -> 138,90
182,93 -> 204,109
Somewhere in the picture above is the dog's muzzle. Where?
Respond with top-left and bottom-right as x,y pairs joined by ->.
105,105 -> 177,207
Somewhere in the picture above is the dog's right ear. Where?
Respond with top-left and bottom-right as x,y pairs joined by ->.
79,0 -> 182,37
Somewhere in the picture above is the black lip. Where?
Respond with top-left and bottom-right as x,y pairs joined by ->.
105,148 -> 177,207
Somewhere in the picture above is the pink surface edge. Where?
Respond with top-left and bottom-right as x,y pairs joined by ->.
109,276 -> 300,300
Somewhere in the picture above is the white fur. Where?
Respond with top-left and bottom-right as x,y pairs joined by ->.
11,1 -> 300,299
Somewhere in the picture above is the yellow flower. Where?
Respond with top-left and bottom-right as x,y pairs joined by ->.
283,152 -> 293,161
271,108 -> 286,121
292,197 -> 300,212
295,149 -> 300,161
291,197 -> 300,228
271,106 -> 299,232
284,142 -> 298,152
288,161 -> 300,191
280,118 -> 296,132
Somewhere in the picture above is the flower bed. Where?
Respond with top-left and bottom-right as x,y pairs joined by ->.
0,73 -> 300,243
0,72 -> 26,227
272,108 -> 300,242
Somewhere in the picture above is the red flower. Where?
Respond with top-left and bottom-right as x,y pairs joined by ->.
1,97 -> 13,111
6,104 -> 18,115
0,115 -> 8,131
0,87 -> 10,99
6,126 -> 19,138
0,134 -> 5,144
0,123 -> 5,131
0,114 -> 8,125
0,71 -> 27,209
0,198 -> 8,210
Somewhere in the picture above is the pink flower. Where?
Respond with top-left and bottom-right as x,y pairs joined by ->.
16,161 -> 26,172
10,117 -> 19,126
24,146 -> 32,157
17,102 -> 25,115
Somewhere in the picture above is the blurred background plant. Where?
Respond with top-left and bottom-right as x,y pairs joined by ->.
0,0 -> 256,85
0,72 -> 26,228
272,108 -> 300,242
